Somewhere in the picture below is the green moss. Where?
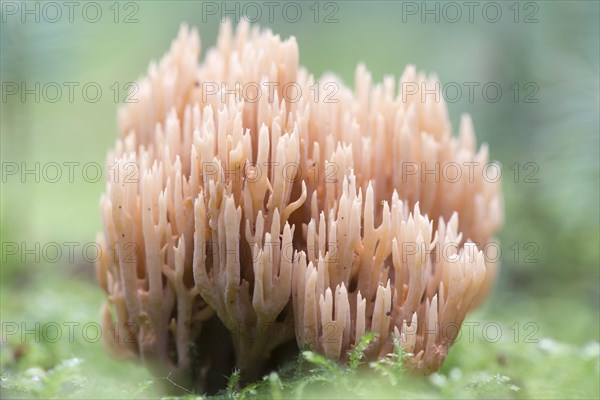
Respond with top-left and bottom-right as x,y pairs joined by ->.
2,269 -> 598,399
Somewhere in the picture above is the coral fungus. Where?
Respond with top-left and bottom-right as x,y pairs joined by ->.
96,21 -> 502,390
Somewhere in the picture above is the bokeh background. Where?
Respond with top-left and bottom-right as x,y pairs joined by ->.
1,1 -> 599,398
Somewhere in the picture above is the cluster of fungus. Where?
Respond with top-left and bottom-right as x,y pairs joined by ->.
96,21 -> 503,391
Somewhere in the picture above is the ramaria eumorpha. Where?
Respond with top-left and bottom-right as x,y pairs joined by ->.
96,21 -> 503,391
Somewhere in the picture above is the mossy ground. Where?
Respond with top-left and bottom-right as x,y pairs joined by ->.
1,267 -> 598,399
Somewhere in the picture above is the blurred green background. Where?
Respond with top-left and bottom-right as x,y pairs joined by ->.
1,1 -> 598,398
